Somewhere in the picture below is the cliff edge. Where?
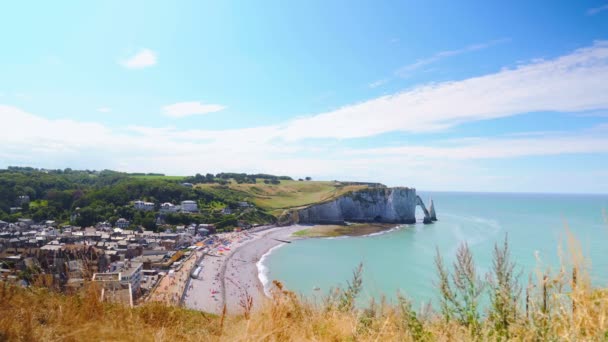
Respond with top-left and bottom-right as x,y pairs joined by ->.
295,187 -> 434,225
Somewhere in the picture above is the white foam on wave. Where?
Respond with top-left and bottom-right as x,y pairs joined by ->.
257,243 -> 287,298
364,224 -> 404,237
444,212 -> 503,257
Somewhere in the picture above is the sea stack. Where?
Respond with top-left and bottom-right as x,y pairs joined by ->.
429,198 -> 437,221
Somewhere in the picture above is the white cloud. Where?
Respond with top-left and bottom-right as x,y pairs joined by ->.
395,38 -> 509,77
97,107 -> 112,113
162,101 -> 226,118
281,41 -> 608,140
368,79 -> 388,88
2,41 -> 608,193
346,131 -> 608,160
120,49 -> 157,69
588,3 -> 608,15
1,104 -> 608,193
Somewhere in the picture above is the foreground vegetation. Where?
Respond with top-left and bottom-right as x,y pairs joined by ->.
2,233 -> 607,341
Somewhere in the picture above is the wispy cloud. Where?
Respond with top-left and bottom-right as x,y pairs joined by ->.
2,104 -> 608,193
347,130 -> 608,160
395,38 -> 510,77
587,3 -> 608,15
162,101 -> 225,118
287,40 -> 608,140
97,107 -> 112,113
2,41 -> 608,192
368,79 -> 389,88
120,49 -> 157,69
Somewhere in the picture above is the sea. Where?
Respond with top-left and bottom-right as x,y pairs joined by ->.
260,192 -> 608,307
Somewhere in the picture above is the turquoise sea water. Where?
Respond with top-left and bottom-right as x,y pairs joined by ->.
263,192 -> 608,306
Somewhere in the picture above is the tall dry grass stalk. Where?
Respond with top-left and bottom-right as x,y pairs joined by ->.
2,229 -> 608,341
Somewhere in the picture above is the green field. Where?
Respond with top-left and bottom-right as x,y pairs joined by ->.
28,200 -> 48,208
198,180 -> 370,214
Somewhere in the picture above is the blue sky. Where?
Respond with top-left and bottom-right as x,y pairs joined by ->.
1,0 -> 608,193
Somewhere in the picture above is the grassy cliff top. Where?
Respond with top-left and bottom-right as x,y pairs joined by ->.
197,180 -> 372,214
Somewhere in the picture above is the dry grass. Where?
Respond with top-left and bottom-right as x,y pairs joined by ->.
3,232 -> 608,341
199,180 -> 369,211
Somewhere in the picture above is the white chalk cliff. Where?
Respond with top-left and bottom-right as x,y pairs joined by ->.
296,187 -> 435,224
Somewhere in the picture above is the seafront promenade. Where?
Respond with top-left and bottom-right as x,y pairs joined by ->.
183,225 -> 304,315
147,251 -> 200,305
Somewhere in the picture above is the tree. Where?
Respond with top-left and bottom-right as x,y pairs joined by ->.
305,176 -> 312,181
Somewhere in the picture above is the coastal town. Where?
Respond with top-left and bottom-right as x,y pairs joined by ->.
0,190 -> 292,313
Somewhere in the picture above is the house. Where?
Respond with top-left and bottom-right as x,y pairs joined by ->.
115,218 -> 130,229
17,195 -> 30,205
221,207 -> 232,215
185,225 -> 196,235
17,218 -> 33,227
159,202 -> 179,213
107,260 -> 143,295
181,182 -> 194,188
180,200 -> 198,212
198,224 -> 215,234
10,207 -> 22,214
133,200 -> 154,211
237,201 -> 251,208
92,272 -> 133,307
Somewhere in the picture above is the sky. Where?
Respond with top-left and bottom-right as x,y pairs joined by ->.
1,0 -> 608,193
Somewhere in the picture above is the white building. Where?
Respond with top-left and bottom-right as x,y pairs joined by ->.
181,200 -> 198,212
115,218 -> 130,229
134,200 -> 154,211
160,202 -> 179,213
108,261 -> 143,295
17,195 -> 30,205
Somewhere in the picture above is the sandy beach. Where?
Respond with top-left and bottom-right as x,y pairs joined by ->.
184,225 -> 304,315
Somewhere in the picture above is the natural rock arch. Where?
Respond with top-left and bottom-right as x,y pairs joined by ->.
415,196 -> 437,224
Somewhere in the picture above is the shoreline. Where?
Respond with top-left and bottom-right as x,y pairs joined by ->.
183,225 -> 303,315
183,223 -> 402,315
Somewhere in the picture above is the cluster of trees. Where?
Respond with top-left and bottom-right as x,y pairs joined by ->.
0,167 -> 278,230
183,172 -> 293,185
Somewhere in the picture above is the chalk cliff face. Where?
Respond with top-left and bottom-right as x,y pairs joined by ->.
296,187 -> 422,224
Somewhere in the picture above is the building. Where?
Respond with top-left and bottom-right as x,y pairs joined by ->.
197,223 -> 215,234
107,260 -> 143,295
92,273 -> 133,307
17,195 -> 30,205
181,182 -> 194,188
134,200 -> 154,211
180,200 -> 198,212
159,202 -> 179,213
115,218 -> 130,229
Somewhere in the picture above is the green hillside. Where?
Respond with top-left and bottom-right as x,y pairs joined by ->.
198,180 -> 372,215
